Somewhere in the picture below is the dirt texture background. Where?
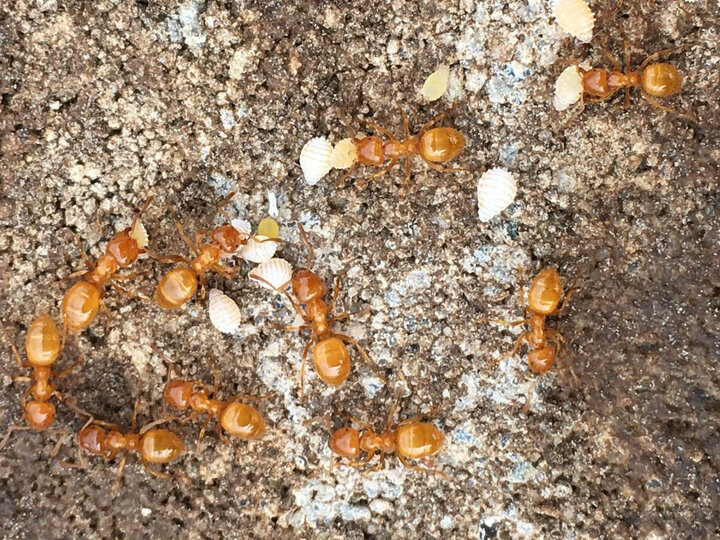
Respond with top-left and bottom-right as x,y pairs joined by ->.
0,0 -> 718,538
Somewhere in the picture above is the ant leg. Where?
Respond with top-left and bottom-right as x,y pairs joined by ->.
385,394 -> 402,431
396,100 -> 410,138
216,423 -> 244,457
594,39 -> 621,71
399,157 -> 412,199
334,333 -> 387,383
639,43 -> 692,70
477,317 -> 527,326
357,159 -> 398,188
342,450 -> 375,469
640,88 -> 696,122
334,163 -> 356,187
424,161 -> 478,175
397,455 -> 450,479
299,339 -> 315,399
226,392 -> 274,403
268,323 -> 312,332
141,460 -> 172,480
0,425 -> 31,452
417,102 -> 459,137
64,269 -> 90,280
196,416 -> 212,453
147,253 -> 190,265
492,332 -> 529,367
179,411 -> 203,426
562,95 -> 587,128
212,263 -> 240,279
74,236 -> 93,270
328,272 -> 345,313
108,281 -> 144,301
297,223 -> 315,268
198,274 -> 207,300
216,191 -> 236,221
358,118 -> 396,139
99,299 -> 112,324
345,414 -> 374,431
48,428 -> 69,457
364,451 -> 386,474
111,451 -> 129,495
170,211 -> 199,256
53,354 -> 85,379
329,308 -> 370,324
523,378 -> 542,413
130,382 -> 142,433
0,323 -> 29,367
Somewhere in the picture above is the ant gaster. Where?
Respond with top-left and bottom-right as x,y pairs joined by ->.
253,224 -> 386,397
0,315 -> 82,455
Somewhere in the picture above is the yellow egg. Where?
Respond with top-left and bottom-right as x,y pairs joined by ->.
257,217 -> 280,238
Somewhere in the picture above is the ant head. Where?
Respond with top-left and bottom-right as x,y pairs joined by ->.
106,231 -> 140,268
329,427 -> 361,458
212,224 -> 244,253
292,268 -> 326,303
528,346 -> 556,375
24,401 -> 55,431
78,423 -> 107,456
164,380 -> 194,410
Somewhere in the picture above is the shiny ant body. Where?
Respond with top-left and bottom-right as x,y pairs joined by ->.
61,197 -> 152,333
338,102 -> 474,198
253,224 -> 385,397
0,315 -> 82,455
151,345 -> 268,453
63,384 -> 186,494
570,41 -> 694,122
482,267 -> 578,411
311,395 -> 446,477
153,192 -> 277,309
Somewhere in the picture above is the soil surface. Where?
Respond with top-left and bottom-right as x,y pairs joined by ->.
0,1 -> 718,539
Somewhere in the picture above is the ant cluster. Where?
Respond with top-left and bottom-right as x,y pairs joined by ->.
0,4 -> 691,493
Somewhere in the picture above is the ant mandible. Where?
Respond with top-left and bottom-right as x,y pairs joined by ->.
151,345 -> 270,454
61,197 -> 153,334
309,394 -> 447,477
0,314 -> 83,455
62,384 -> 186,494
153,192 -> 278,309
481,267 -> 579,411
251,223 -> 386,398
567,40 -> 694,122
337,102 -> 475,198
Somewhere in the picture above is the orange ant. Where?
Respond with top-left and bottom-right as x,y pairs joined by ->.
61,197 -> 153,334
150,345 -> 270,454
62,384 -> 187,494
153,192 -> 278,309
567,40 -> 695,122
480,267 -> 579,411
252,223 -> 386,397
337,102 -> 476,198
308,394 -> 446,477
0,314 -> 83,455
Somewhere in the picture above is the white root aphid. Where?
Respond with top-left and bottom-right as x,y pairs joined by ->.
553,65 -> 584,111
240,235 -> 278,264
330,138 -> 359,169
300,137 -> 333,185
208,289 -> 242,334
477,168 -> 517,222
421,64 -> 450,101
249,258 -> 293,291
129,220 -> 149,250
553,0 -> 595,43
